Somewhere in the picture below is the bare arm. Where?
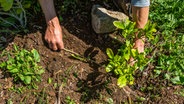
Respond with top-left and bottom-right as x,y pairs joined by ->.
38,0 -> 64,50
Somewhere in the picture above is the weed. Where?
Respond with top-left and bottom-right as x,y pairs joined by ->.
0,45 -> 44,88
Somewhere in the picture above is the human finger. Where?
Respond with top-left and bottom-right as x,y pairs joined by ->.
57,41 -> 64,50
50,41 -> 58,51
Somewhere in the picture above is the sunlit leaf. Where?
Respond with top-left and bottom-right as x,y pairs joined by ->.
31,49 -> 40,62
117,75 -> 127,88
113,21 -> 125,29
106,48 -> 114,59
24,76 -> 31,84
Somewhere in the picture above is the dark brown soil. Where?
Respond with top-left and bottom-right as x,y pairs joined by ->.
0,0 -> 184,104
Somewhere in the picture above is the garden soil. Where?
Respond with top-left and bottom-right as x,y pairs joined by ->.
0,0 -> 184,104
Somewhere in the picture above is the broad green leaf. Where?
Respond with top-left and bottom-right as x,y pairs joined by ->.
125,40 -> 130,47
124,53 -> 130,61
106,48 -> 114,59
117,75 -> 127,88
7,65 -> 14,70
171,76 -> 180,84
18,74 -> 25,81
37,69 -> 44,74
24,76 -> 31,84
165,73 -> 170,80
113,21 -> 125,29
0,0 -> 13,11
31,49 -> 40,62
9,68 -> 19,73
0,62 -> 6,68
131,49 -> 137,57
48,78 -> 52,84
129,80 -> 134,85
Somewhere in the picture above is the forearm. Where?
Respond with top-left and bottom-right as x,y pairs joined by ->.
38,0 -> 57,22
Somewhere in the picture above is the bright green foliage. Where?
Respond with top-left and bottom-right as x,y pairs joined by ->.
106,20 -> 156,87
149,0 -> 184,85
0,45 -> 44,87
150,0 -> 184,31
154,33 -> 184,85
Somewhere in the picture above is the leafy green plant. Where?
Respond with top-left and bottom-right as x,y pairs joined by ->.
154,33 -> 184,85
0,0 -> 30,29
0,0 -> 39,35
0,45 -> 44,88
149,0 -> 184,85
106,20 -> 156,87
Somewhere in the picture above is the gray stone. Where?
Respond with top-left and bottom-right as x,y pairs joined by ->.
91,5 -> 129,34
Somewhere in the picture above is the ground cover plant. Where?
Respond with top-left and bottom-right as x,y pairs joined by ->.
0,0 -> 184,103
0,45 -> 44,88
149,0 -> 184,85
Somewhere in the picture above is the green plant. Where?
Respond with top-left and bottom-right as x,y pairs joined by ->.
149,0 -> 184,85
65,96 -> 75,104
106,20 -> 156,87
0,0 -> 30,29
0,0 -> 40,35
154,33 -> 184,85
0,45 -> 44,88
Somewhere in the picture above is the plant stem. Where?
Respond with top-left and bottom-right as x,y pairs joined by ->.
62,48 -> 81,57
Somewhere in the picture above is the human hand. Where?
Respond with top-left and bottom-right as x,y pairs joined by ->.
44,17 -> 64,51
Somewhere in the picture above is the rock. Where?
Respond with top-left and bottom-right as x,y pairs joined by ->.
91,5 -> 129,34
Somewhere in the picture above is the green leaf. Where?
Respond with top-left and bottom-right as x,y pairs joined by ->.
124,53 -> 130,61
117,75 -> 127,88
18,74 -> 25,81
31,49 -> 40,62
182,35 -> 184,42
171,76 -> 180,84
113,21 -> 125,29
131,49 -> 137,57
165,73 -> 170,80
0,0 -> 13,11
23,72 -> 34,75
0,62 -> 6,68
37,69 -> 44,74
23,1 -> 31,8
106,48 -> 114,59
24,76 -> 31,84
48,78 -> 52,84
9,68 -> 19,73
106,64 -> 113,72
